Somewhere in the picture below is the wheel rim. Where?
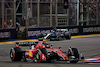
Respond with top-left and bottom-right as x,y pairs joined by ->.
36,53 -> 39,59
10,48 -> 15,61
34,53 -> 40,63
10,52 -> 13,58
10,50 -> 14,60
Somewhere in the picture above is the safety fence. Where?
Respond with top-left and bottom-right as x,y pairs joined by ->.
0,0 -> 100,29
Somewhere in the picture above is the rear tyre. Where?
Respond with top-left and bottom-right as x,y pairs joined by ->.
10,47 -> 22,61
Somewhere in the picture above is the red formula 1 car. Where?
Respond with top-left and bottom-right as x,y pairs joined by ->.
10,41 -> 84,63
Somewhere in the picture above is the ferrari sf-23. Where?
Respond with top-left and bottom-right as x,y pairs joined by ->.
10,41 -> 84,63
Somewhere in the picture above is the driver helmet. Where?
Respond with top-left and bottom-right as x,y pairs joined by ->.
15,42 -> 19,48
52,30 -> 55,33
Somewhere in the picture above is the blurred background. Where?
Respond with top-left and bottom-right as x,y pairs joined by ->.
0,0 -> 100,29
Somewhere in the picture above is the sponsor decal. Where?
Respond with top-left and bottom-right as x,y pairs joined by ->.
57,28 -> 78,34
28,31 -> 40,37
69,28 -> 78,34
83,27 -> 100,33
0,32 -> 11,38
58,51 -> 61,53
57,29 -> 67,31
28,28 -> 78,37
28,30 -> 51,37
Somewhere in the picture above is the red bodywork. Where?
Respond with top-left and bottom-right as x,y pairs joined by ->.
25,41 -> 69,62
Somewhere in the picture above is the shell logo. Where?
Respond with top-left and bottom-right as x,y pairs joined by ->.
29,51 -> 32,57
58,51 -> 61,53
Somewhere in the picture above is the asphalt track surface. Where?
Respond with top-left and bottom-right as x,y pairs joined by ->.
0,35 -> 100,67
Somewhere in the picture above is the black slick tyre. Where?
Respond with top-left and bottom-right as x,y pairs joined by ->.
68,48 -> 79,63
10,47 -> 22,61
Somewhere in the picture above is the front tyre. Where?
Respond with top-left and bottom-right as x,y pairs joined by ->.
67,48 -> 79,63
10,47 -> 22,61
